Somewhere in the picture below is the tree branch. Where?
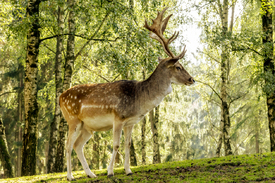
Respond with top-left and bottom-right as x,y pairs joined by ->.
75,12 -> 111,60
197,80 -> 222,101
41,43 -> 56,54
0,91 -> 17,97
199,51 -> 220,63
82,65 -> 110,83
229,91 -> 248,104
232,47 -> 263,56
40,33 -> 120,43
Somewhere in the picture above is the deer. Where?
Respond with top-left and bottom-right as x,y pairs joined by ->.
59,7 -> 195,181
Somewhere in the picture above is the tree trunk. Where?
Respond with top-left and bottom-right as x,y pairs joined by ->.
21,0 -> 40,176
261,0 -> 275,152
218,0 -> 233,156
0,118 -> 14,178
54,117 -> 67,172
216,126 -> 223,157
141,116 -> 146,164
255,119 -> 260,153
16,63 -> 23,177
92,132 -> 100,170
54,0 -> 76,172
150,106 -> 161,164
130,137 -> 137,166
102,140 -> 108,169
48,4 -> 64,173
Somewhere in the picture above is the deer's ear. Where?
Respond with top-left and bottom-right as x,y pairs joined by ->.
166,58 -> 179,67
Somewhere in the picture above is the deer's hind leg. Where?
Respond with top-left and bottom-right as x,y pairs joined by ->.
73,127 -> 96,178
124,125 -> 134,175
107,119 -> 124,177
66,120 -> 82,181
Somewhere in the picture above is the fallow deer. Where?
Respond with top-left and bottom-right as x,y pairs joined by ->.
60,7 -> 195,181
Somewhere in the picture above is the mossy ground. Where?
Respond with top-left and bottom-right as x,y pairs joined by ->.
2,152 -> 275,182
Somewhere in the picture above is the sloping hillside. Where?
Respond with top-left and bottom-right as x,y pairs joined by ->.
2,152 -> 275,182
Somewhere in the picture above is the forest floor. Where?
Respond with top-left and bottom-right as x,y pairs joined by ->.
1,152 -> 275,182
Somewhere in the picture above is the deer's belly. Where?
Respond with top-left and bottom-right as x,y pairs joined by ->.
124,115 -> 145,127
81,114 -> 114,132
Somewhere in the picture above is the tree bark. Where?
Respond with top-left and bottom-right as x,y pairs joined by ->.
216,124 -> 223,157
16,63 -> 23,177
261,0 -> 275,152
0,118 -> 14,178
141,116 -> 146,164
102,140 -> 108,169
255,119 -> 260,153
150,106 -> 161,164
130,137 -> 137,166
48,4 -> 64,173
54,0 -> 75,172
217,0 -> 233,156
21,0 -> 40,176
92,132 -> 100,170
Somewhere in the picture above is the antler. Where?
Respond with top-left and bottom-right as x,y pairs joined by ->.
144,7 -> 186,60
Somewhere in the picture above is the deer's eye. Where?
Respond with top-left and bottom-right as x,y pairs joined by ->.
176,67 -> 181,71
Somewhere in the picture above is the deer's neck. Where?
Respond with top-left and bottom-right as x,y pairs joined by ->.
137,66 -> 172,114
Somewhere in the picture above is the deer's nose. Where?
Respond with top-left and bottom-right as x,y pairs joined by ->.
189,77 -> 195,83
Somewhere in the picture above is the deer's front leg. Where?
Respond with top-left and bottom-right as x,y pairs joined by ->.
124,125 -> 134,175
107,121 -> 123,177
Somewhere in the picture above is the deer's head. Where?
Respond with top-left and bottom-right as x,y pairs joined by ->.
144,7 -> 195,86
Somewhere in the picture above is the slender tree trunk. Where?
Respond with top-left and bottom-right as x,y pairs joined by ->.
261,0 -> 275,152
44,141 -> 49,173
141,117 -> 146,164
92,132 -> 100,170
21,0 -> 40,176
255,120 -> 260,153
216,126 -> 223,157
150,106 -> 161,164
16,63 -> 23,177
54,0 -> 75,172
218,0 -> 233,156
0,118 -> 14,178
48,4 -> 64,173
130,137 -> 137,166
102,140 -> 107,169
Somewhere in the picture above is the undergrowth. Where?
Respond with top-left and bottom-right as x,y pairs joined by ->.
1,152 -> 275,182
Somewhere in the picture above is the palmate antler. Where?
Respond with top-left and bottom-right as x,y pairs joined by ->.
144,7 -> 186,59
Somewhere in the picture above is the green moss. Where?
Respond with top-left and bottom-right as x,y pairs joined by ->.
2,152 -> 275,182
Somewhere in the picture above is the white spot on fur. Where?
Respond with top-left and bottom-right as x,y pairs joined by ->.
72,103 -> 75,106
79,100 -> 81,103
75,96 -> 77,99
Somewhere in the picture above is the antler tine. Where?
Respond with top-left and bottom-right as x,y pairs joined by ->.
149,32 -> 172,57
144,7 -> 175,58
144,7 -> 187,60
168,31 -> 179,45
161,13 -> 172,34
174,45 -> 187,60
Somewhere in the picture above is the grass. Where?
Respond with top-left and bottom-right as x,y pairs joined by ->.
1,152 -> 275,182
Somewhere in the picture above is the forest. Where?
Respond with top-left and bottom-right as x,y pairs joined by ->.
0,0 -> 275,181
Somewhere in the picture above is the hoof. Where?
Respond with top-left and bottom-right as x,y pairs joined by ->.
107,174 -> 114,178
67,178 -> 76,181
127,173 -> 133,176
87,175 -> 96,178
